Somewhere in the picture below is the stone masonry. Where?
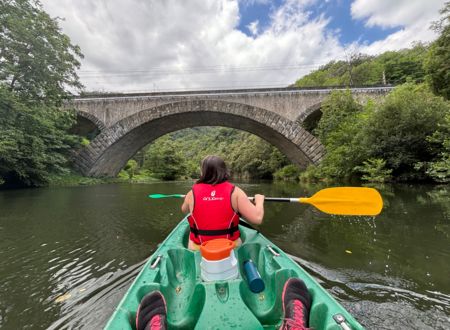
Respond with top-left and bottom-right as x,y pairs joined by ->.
69,86 -> 393,177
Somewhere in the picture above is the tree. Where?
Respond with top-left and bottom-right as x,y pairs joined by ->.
379,45 -> 428,85
144,137 -> 186,180
294,45 -> 428,88
0,0 -> 83,187
123,160 -> 138,179
364,83 -> 449,181
315,90 -> 362,141
0,0 -> 83,105
424,113 -> 450,182
425,2 -> 450,99
228,134 -> 288,179
0,86 -> 78,186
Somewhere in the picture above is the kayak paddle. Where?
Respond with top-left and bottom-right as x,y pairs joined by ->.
148,187 -> 383,216
255,187 -> 383,216
148,194 -> 185,199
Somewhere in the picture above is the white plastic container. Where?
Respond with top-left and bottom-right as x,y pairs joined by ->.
200,250 -> 239,281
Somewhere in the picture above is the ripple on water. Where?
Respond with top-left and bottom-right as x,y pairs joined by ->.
46,259 -> 146,330
295,257 -> 450,330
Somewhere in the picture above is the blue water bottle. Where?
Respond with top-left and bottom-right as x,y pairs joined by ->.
243,260 -> 265,293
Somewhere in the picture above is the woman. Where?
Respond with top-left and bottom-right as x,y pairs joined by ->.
181,155 -> 265,250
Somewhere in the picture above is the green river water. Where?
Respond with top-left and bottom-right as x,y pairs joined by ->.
0,181 -> 449,329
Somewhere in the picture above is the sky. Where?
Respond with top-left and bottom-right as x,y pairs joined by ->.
40,0 -> 446,93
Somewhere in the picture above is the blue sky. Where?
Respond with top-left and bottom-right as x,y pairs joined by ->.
42,0 -> 445,92
237,0 -> 401,44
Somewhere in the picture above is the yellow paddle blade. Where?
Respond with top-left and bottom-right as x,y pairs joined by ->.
298,187 -> 383,216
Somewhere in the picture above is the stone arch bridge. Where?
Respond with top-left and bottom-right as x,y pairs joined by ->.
69,86 -> 393,177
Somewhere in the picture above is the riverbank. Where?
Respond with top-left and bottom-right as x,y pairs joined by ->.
47,171 -> 160,187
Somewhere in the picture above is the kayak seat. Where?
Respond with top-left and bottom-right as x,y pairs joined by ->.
237,243 -> 298,326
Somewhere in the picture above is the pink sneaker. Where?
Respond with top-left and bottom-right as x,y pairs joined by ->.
136,291 -> 167,330
280,278 -> 312,330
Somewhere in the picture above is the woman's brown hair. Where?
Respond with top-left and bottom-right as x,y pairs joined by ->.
196,155 -> 230,185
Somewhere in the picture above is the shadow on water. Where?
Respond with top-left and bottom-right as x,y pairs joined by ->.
0,181 -> 449,329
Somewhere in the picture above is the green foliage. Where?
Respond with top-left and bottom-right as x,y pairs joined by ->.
424,113 -> 450,182
298,165 -> 323,183
0,1 -> 83,187
144,136 -> 186,180
364,83 -> 449,181
0,0 -> 83,105
378,45 -> 428,84
273,164 -> 302,181
124,159 -> 138,179
48,170 -> 125,186
294,61 -> 347,87
80,137 -> 90,146
136,128 -> 289,181
315,90 -> 362,140
351,60 -> 384,85
316,116 -> 368,180
295,44 -> 428,87
311,90 -> 368,180
354,158 -> 392,183
0,86 -> 79,186
425,2 -> 450,99
303,84 -> 449,183
228,134 -> 288,179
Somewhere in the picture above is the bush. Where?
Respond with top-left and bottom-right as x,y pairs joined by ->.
123,160 -> 138,179
355,158 -> 392,183
364,83 -> 449,181
274,165 -> 302,181
424,113 -> 450,182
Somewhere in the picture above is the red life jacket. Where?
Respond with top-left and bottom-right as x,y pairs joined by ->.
188,182 -> 240,244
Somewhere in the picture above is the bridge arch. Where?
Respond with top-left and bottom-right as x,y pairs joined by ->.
296,102 -> 323,133
70,110 -> 107,141
74,100 -> 325,177
74,110 -> 107,131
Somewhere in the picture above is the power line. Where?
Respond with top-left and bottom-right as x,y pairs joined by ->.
82,82 -> 296,94
77,62 -> 329,78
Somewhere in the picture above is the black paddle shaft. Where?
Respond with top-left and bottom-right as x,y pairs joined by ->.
265,197 -> 293,202
248,197 -> 293,202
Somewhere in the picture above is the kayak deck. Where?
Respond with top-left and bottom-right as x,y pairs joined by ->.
105,219 -> 364,329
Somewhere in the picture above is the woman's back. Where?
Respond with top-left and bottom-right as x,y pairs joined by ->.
181,155 -> 264,250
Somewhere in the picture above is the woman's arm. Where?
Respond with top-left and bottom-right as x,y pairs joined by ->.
181,190 -> 193,214
234,187 -> 264,225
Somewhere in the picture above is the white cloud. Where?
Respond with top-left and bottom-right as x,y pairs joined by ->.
247,20 -> 259,36
351,0 -> 445,54
351,0 -> 444,28
41,0 -> 341,92
39,0 -> 444,92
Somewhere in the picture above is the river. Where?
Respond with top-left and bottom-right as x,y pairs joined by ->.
0,181 -> 449,329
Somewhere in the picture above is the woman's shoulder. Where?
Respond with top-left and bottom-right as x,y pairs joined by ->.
232,185 -> 245,196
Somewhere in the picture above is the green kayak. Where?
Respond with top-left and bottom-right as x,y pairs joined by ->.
104,219 -> 364,330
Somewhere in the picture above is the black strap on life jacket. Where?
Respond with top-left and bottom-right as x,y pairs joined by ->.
190,225 -> 239,237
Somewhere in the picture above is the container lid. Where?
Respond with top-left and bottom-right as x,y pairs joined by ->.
249,278 -> 265,293
200,239 -> 235,261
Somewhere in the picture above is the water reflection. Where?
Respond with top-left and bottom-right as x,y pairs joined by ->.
0,182 -> 449,329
